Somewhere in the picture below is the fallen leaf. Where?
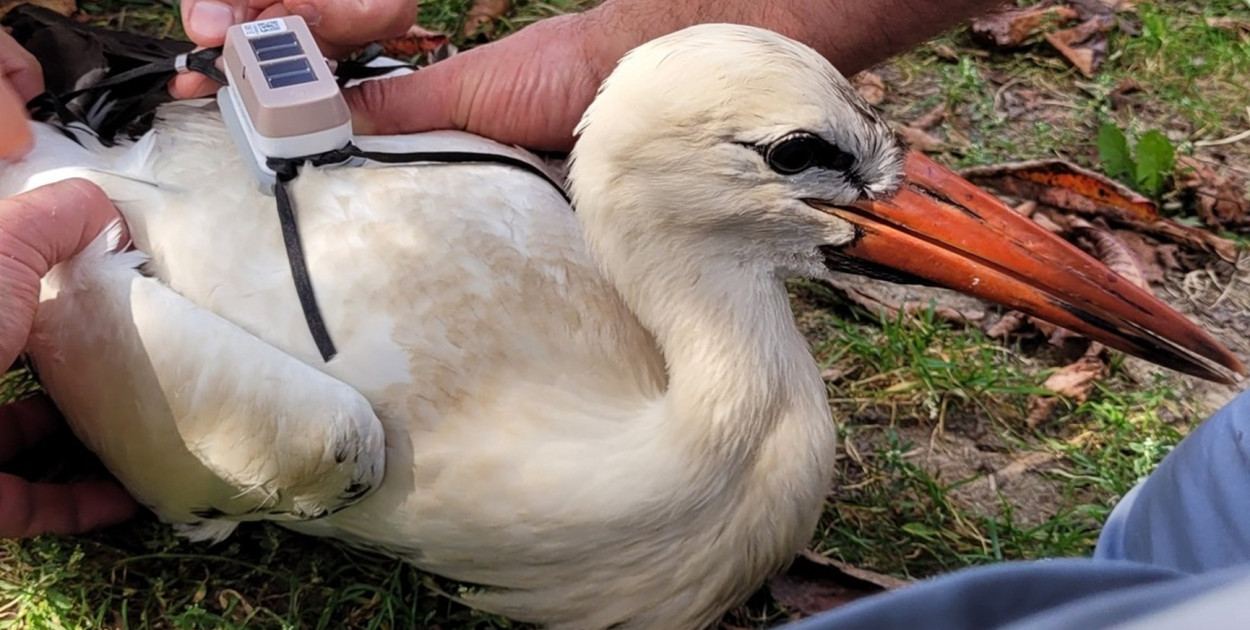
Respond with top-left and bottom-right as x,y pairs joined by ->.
961,159 -> 1160,222
989,450 -> 1063,483
1030,210 -> 1066,234
972,432 -> 1093,496
1109,78 -> 1144,111
896,124 -> 944,153
768,550 -> 908,617
931,43 -> 961,62
1068,221 -> 1151,290
1044,15 -> 1114,76
1026,347 -> 1107,427
1110,230 -> 1170,285
1068,0 -> 1136,18
851,71 -> 886,105
462,0 -> 510,38
821,281 -> 983,327
1207,16 -> 1250,37
970,1 -> 1080,49
1027,195 -> 1240,263
1175,156 -> 1250,231
985,310 -> 1030,339
910,104 -> 947,131
1014,200 -> 1039,218
1027,214 -> 1168,427
376,24 -> 450,58
0,0 -> 74,19
1129,217 -> 1241,262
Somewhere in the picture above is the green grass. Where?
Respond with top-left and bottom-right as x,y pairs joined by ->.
788,283 -> 1202,580
882,0 -> 1250,177
3,0 -> 1246,627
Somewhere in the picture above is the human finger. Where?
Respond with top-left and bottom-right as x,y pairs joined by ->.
284,0 -> 417,57
180,0 -> 253,48
346,14 -> 602,152
0,30 -> 43,101
0,396 -> 63,463
0,474 -> 138,538
0,75 -> 34,161
0,180 -> 124,371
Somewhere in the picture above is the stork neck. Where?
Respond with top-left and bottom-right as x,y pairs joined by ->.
608,240 -> 834,467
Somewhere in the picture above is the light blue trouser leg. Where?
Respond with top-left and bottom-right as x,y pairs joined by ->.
1095,388 -> 1250,573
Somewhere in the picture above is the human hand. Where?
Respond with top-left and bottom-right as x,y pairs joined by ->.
0,29 -> 42,160
346,12 -> 609,153
170,0 -> 418,99
0,179 -> 140,537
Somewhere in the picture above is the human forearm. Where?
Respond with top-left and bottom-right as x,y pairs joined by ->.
588,0 -> 1003,77
346,0 -> 1005,150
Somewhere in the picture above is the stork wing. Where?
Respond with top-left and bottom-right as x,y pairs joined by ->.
28,222 -> 385,539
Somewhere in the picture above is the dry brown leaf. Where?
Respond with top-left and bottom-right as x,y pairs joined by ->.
1175,156 -> 1250,231
931,43 -> 961,62
768,550 -> 908,617
897,125 -> 944,153
1030,211 -> 1066,234
970,1 -> 1080,49
376,24 -> 451,58
985,310 -> 1030,339
1207,16 -> 1250,37
823,281 -> 982,326
1068,222 -> 1150,290
1029,196 -> 1239,263
989,450 -> 1064,483
0,0 -> 74,18
851,71 -> 886,105
1014,200 -> 1039,216
961,159 -> 1160,222
462,0 -> 510,38
1112,230 -> 1170,285
1043,15 -> 1114,76
1128,218 -> 1241,262
1026,349 -> 1106,427
1109,78 -> 1144,111
910,104 -> 948,131
1068,0 -> 1136,18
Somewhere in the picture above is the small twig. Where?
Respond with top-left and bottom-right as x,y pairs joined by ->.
992,77 -> 1022,117
1194,128 -> 1250,148
1034,99 -> 1085,110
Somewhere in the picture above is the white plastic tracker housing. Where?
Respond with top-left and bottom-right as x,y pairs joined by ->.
218,16 -> 352,190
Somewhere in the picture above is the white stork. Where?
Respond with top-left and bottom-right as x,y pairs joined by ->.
0,23 -> 1241,630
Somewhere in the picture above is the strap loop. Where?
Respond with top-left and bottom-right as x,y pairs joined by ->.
265,142 -> 570,362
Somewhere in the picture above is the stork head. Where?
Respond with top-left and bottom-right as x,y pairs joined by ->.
570,23 -> 1243,384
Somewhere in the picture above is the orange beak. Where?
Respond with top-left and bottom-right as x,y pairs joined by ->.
816,151 -> 1244,384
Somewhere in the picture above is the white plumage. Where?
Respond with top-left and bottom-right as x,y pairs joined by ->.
1,23 -> 1241,630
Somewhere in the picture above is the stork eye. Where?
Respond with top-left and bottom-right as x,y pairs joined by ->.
766,135 -> 821,174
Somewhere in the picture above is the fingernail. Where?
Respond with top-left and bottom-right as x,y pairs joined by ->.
186,1 -> 237,43
289,3 -> 322,27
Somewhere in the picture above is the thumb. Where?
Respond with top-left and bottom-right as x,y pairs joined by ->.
0,180 -> 123,371
180,0 -> 251,48
344,55 -> 468,136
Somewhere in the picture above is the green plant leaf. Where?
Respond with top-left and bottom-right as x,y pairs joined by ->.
1133,130 -> 1176,197
1096,123 -> 1133,181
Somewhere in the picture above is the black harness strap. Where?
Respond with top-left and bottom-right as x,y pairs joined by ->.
26,48 -> 227,142
21,33 -> 571,364
270,173 -> 339,361
271,144 -> 571,203
266,142 -> 571,362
